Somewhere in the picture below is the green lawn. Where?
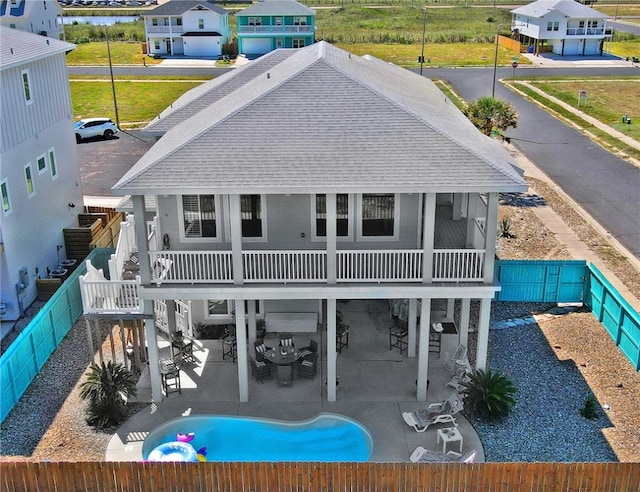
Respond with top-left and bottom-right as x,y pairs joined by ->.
70,79 -> 205,127
67,41 -> 160,66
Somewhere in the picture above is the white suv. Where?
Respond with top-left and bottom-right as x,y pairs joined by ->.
74,117 -> 118,143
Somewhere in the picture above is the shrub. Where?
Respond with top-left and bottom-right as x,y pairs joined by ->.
461,368 -> 516,421
499,219 -> 513,238
580,393 -> 599,420
80,361 -> 138,429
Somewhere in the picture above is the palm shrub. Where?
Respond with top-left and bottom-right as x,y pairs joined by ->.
461,368 -> 516,421
80,361 -> 138,429
464,96 -> 519,137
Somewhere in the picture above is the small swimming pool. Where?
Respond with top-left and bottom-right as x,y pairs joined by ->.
142,413 -> 373,462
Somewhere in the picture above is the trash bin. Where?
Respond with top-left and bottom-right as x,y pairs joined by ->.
528,46 -> 534,54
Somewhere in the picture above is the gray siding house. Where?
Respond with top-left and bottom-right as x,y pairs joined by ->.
80,42 -> 528,403
0,26 -> 82,322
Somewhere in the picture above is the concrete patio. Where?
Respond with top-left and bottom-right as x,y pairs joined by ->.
105,299 -> 484,462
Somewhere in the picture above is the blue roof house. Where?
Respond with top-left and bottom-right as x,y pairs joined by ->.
236,0 -> 315,58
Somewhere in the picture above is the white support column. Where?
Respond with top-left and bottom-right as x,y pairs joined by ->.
132,195 -> 150,281
408,298 -> 417,358
85,318 -> 94,361
144,302 -> 163,403
326,298 -> 337,401
459,297 -> 471,348
247,300 -> 257,347
446,298 -> 455,320
326,193 -> 337,284
166,299 -> 177,335
465,193 -> 478,249
229,194 -> 244,286
422,194 -> 436,283
476,297 -> 492,370
483,192 -> 499,283
235,300 -> 249,402
416,297 -> 431,401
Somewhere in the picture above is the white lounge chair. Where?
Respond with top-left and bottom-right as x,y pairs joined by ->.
410,446 -> 477,463
402,393 -> 463,433
444,344 -> 467,373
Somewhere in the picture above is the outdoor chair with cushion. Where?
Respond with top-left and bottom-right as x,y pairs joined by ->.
277,365 -> 294,386
279,334 -> 295,348
254,339 -> 273,363
402,393 -> 463,433
250,357 -> 273,383
410,446 -> 477,463
298,339 -> 318,360
298,353 -> 317,378
443,344 -> 467,373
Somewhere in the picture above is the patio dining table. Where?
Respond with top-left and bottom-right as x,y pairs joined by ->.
264,347 -> 302,366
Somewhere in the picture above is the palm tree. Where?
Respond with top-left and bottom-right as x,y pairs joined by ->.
80,361 -> 138,429
464,96 -> 519,137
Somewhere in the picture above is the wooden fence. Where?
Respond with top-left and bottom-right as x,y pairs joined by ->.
1,461 -> 639,491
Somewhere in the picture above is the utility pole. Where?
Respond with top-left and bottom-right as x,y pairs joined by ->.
492,24 -> 506,98
105,28 -> 120,130
420,8 -> 427,76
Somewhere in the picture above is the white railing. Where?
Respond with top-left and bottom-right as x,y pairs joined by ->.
108,216 -> 137,281
433,250 -> 485,282
79,277 -> 142,315
149,251 -> 234,283
146,26 -> 172,34
566,28 -> 604,36
238,25 -> 312,34
243,250 -> 326,283
337,250 -> 422,282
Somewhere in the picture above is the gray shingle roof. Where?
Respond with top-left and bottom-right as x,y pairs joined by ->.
114,42 -> 527,195
0,26 -> 75,70
143,0 -> 227,17
511,0 -> 607,19
236,0 -> 315,17
144,48 -> 299,135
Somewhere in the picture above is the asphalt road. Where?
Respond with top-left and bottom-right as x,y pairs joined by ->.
73,64 -> 640,260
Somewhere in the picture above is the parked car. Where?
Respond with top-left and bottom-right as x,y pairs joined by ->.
74,118 -> 118,143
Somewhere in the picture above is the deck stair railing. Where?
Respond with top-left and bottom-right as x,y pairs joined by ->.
79,277 -> 142,315
108,216 -> 137,280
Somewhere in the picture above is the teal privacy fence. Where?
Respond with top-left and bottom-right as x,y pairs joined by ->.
0,249 -> 114,424
495,259 -> 640,371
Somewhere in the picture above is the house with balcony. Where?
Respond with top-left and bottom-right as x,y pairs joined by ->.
79,41 -> 528,404
511,0 -> 610,56
143,0 -> 231,58
236,0 -> 315,57
0,26 -> 82,322
0,0 -> 64,40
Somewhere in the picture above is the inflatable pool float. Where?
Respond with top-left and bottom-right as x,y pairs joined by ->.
177,432 -> 195,443
147,441 -> 198,462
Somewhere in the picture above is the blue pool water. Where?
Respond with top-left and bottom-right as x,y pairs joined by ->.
142,413 -> 373,462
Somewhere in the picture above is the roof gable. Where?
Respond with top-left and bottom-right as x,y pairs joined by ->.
237,0 -> 315,17
114,42 -> 526,195
511,0 -> 607,19
143,0 -> 227,17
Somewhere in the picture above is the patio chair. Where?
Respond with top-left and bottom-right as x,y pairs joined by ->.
336,325 -> 349,353
402,393 -> 463,433
254,339 -> 273,363
250,357 -> 273,383
410,446 -> 477,463
299,339 -> 318,360
279,334 -> 295,348
298,353 -> 317,378
277,365 -> 293,386
443,344 -> 467,373
389,324 -> 408,354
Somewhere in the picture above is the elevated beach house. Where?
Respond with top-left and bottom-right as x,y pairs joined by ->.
511,0 -> 610,56
143,0 -> 231,58
236,0 -> 315,57
0,27 -> 82,322
79,42 -> 527,403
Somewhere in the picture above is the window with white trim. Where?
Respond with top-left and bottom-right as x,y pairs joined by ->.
21,69 -> 32,105
206,299 -> 262,319
37,154 -> 47,174
180,194 -> 219,239
1,179 -> 11,215
24,163 -> 35,197
293,16 -> 307,26
275,17 -> 282,26
292,38 -> 305,48
358,193 -> 398,238
198,18 -> 204,29
313,194 -> 351,238
48,148 -> 58,179
154,40 -> 160,50
248,17 -> 261,26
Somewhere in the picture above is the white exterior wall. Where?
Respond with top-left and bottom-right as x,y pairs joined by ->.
0,0 -> 64,39
0,52 -> 82,321
513,14 -> 541,39
182,9 -> 226,37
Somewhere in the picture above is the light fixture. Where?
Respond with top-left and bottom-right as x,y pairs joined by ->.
68,202 -> 76,208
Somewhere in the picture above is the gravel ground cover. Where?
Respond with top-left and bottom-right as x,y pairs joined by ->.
1,178 -> 639,462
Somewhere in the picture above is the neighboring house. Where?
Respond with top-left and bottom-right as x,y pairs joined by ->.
236,0 -> 315,57
0,0 -> 64,40
0,26 -> 82,322
142,0 -> 231,58
511,0 -> 610,56
79,41 -> 527,404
